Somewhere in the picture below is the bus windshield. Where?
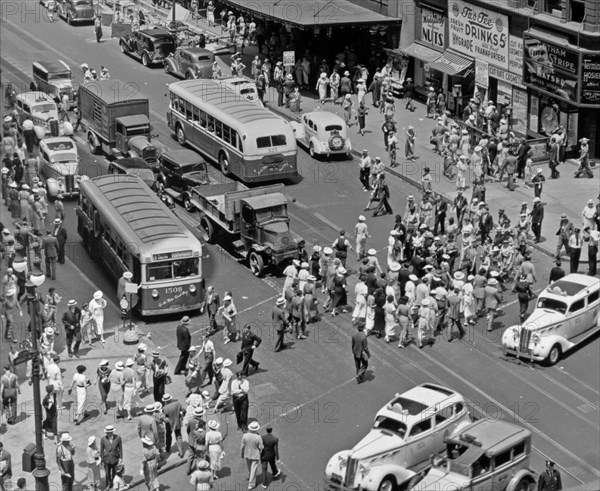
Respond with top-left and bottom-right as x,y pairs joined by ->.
147,257 -> 199,281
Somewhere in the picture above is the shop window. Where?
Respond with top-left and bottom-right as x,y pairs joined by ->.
544,0 -> 562,13
570,0 -> 585,22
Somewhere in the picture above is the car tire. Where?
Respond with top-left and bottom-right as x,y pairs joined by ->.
377,477 -> 396,491
30,81 -> 38,91
183,196 -> 195,212
164,63 -> 170,75
309,142 -> 316,158
176,125 -> 186,146
249,252 -> 264,277
514,477 -> 533,491
199,215 -> 215,243
185,71 -> 192,80
219,153 -> 231,176
120,42 -> 127,53
67,13 -> 72,24
545,344 -> 562,366
142,53 -> 150,67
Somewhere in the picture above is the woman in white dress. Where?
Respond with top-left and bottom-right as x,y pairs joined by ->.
383,295 -> 397,343
68,364 -> 90,424
205,420 -> 228,480
462,278 -> 477,325
352,277 -> 368,324
88,291 -> 107,342
221,295 -> 237,344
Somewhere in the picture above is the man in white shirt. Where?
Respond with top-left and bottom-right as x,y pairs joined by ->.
46,354 -> 64,409
583,226 -> 599,276
231,372 -> 250,431
214,359 -> 234,413
358,150 -> 371,191
568,228 -> 583,273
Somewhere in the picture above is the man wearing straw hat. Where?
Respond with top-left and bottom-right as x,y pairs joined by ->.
272,297 -> 288,352
174,316 -> 192,376
241,421 -> 263,489
100,425 -> 122,490
56,433 -> 76,491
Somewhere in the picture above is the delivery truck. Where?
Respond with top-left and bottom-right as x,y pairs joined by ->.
78,79 -> 159,167
188,182 -> 301,276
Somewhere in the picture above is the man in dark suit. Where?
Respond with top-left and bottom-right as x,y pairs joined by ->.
260,424 -> 281,486
531,198 -> 544,243
538,460 -> 562,491
205,286 -> 220,334
478,206 -> 494,243
174,316 -> 191,375
52,218 -> 68,264
61,300 -> 82,358
100,425 -> 122,491
240,324 -> 261,376
272,298 -> 288,352
162,394 -> 184,458
351,324 -> 369,383
42,230 -> 59,280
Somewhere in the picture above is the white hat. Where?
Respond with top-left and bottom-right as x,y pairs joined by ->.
323,247 -> 333,255
307,275 -> 317,281
223,358 -> 233,367
125,358 -> 134,366
115,361 -> 124,370
292,259 -> 301,266
435,287 -> 448,299
100,359 -> 109,366
474,146 -> 482,152
138,343 -> 147,351
358,215 -> 366,222
223,295 -> 232,301
467,274 -> 475,281
390,230 -> 400,236
337,266 -> 347,275
123,271 -> 133,280
67,299 -> 77,307
453,272 -> 465,280
105,425 -> 115,432
301,262 -> 309,268
421,298 -> 431,306
88,436 -> 96,446
144,404 -> 156,413
189,346 -> 197,352
93,291 -> 103,300
423,264 -> 434,270
368,248 -> 377,256
320,72 -> 327,79
193,407 -> 205,417
345,94 -> 352,99
488,278 -> 499,286
215,357 -> 224,365
313,245 -> 322,252
389,262 -> 401,272
276,297 -> 285,306
44,326 -> 54,336
248,421 -> 260,431
141,437 -> 154,445
409,274 -> 419,282
162,394 -> 172,402
208,420 -> 220,430
60,433 -> 72,442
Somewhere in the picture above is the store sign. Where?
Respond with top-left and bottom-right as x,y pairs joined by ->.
512,87 -> 527,135
509,36 -> 523,75
475,59 -> 489,88
448,0 -> 509,69
523,35 -> 579,103
497,80 -> 512,105
283,51 -> 295,67
420,7 -> 446,49
488,65 -> 524,88
581,54 -> 600,105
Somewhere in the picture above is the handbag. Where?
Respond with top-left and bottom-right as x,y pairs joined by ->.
236,351 -> 244,364
165,375 -> 172,385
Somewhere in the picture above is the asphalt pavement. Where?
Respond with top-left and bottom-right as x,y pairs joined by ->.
1,3 -> 600,490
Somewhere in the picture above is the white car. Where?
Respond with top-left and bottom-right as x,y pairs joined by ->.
15,92 -> 59,136
219,77 -> 261,106
291,111 -> 352,159
39,137 -> 82,198
502,273 -> 600,365
324,383 -> 471,491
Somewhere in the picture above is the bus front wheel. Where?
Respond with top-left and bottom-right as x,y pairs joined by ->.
177,125 -> 186,146
219,153 -> 231,176
199,215 -> 215,243
249,252 -> 264,277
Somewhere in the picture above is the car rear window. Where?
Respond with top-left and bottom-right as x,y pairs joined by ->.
325,124 -> 343,131
256,135 -> 286,148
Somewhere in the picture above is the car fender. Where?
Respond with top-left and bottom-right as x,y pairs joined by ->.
324,450 -> 351,479
360,464 -> 417,491
506,469 -> 537,491
290,121 -> 305,140
45,177 -> 63,198
128,135 -> 152,153
185,69 -> 198,79
164,57 -> 178,74
34,125 -> 46,140
126,150 -> 139,159
535,334 -> 572,357
309,136 -> 325,153
501,324 -> 520,348
120,38 -> 132,51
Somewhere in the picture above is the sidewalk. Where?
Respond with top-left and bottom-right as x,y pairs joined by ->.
0,220 -> 189,490
133,0 -> 599,262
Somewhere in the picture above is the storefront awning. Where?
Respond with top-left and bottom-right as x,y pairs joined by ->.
218,0 -> 401,28
400,43 -> 442,63
428,50 -> 472,76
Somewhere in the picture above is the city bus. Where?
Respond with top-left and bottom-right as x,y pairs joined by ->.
166,79 -> 298,183
76,174 -> 205,316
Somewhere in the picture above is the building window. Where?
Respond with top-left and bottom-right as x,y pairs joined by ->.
570,0 -> 585,22
544,0 -> 562,13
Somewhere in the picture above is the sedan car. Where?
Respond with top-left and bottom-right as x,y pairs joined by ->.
219,77 -> 261,106
108,157 -> 156,187
502,273 -> 600,365
120,29 -> 175,67
325,384 -> 471,491
290,111 -> 352,159
164,47 -> 214,80
38,136 -> 81,198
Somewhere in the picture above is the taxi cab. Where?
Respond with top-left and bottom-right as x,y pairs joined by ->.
291,111 -> 352,159
325,383 -> 471,491
15,92 -> 59,136
502,273 -> 600,365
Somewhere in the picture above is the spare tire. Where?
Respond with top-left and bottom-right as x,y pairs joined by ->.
328,134 -> 345,151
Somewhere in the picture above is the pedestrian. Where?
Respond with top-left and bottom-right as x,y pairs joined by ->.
88,291 -> 107,343
134,343 -> 150,395
404,78 -> 416,111
568,228 -> 583,273
549,259 -> 566,284
112,464 -> 128,491
162,394 -> 185,458
405,125 -> 416,160
231,371 -> 249,431
62,299 -> 82,358
1,363 -> 20,425
356,100 -> 368,135
138,403 -> 159,444
0,442 -> 11,491
240,324 -> 261,376
512,273 -> 533,322
221,295 -> 238,344
94,359 -> 111,415
445,288 -> 465,342
342,94 -> 354,127
373,174 -> 392,217
68,364 -> 91,425
259,424 -> 281,486
174,315 -> 192,375
421,167 -> 433,195
532,168 -> 545,199
139,438 -> 160,491
583,226 -> 599,276
151,351 -> 169,403
213,358 -> 234,413
94,15 -> 103,42
538,460 -> 562,491
574,138 -> 594,178
86,436 -> 102,491
484,278 -> 503,332
108,361 -> 125,417
555,214 -> 574,259
582,199 -> 597,230
316,72 -> 329,104
504,151 -> 517,191
56,433 -> 76,491
205,420 -> 228,480
272,297 -> 288,352
122,358 -> 139,420
197,334 -> 216,388
1,294 -> 21,344
43,385 -> 59,443
383,295 -> 397,343
189,459 -> 212,490
531,198 -> 544,243
100,425 -> 122,490
152,403 -> 168,464
241,421 -> 264,489
332,230 -> 352,267
355,215 -> 369,260
351,323 -> 369,383
53,218 -> 67,264
358,149 -> 372,191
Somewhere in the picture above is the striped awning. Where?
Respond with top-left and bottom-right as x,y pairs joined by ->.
401,43 -> 442,64
428,50 -> 472,76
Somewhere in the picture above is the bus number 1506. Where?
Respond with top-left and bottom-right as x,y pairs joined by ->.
165,286 -> 183,294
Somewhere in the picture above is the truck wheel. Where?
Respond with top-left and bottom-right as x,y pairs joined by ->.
88,133 -> 100,154
199,215 -> 215,243
545,344 -> 562,366
249,252 -> 264,277
177,125 -> 186,146
219,153 -> 231,176
377,477 -> 396,491
142,53 -> 150,67
183,196 -> 195,212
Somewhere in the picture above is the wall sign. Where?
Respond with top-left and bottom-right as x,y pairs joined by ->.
475,59 -> 489,88
512,87 -> 527,135
509,36 -> 523,76
581,54 -> 600,105
448,0 -> 509,69
489,65 -> 524,88
420,7 -> 446,49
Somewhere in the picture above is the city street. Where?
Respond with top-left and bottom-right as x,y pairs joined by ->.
1,2 -> 599,490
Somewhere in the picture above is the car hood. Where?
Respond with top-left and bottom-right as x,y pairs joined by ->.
49,79 -> 73,89
350,429 -> 405,460
185,171 -> 209,185
35,111 -> 59,122
48,160 -> 79,175
412,468 -> 470,491
129,135 -> 153,151
523,309 -> 565,329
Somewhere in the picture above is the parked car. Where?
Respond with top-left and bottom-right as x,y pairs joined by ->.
219,77 -> 261,106
15,92 -> 59,136
108,157 -> 156,187
31,60 -> 77,108
158,149 -> 211,211
38,136 -> 82,198
291,111 -> 352,159
411,419 -> 537,491
119,28 -> 176,67
325,383 -> 471,491
164,46 -> 214,79
56,0 -> 95,24
502,273 -> 600,365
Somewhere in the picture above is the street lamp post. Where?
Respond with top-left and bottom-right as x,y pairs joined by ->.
26,271 -> 50,491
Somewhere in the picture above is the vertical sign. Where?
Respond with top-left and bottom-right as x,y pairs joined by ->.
420,7 -> 446,49
475,59 -> 489,88
581,54 -> 600,105
508,35 -> 523,75
283,51 -> 295,67
512,87 -> 527,135
529,94 -> 539,133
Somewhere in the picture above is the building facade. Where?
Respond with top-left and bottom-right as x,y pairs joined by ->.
397,0 -> 600,157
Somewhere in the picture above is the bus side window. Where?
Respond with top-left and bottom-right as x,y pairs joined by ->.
235,131 -> 243,152
199,110 -> 207,128
192,104 -> 200,123
214,119 -> 222,139
206,115 -> 214,133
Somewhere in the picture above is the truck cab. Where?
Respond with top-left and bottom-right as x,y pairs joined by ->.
114,115 -> 158,169
239,193 -> 298,276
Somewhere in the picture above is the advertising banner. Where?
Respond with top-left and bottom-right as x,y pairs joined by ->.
283,51 -> 295,67
509,35 -> 523,75
489,65 -> 524,88
512,87 -> 527,135
581,54 -> 600,105
420,7 -> 446,49
475,59 -> 489,88
448,0 -> 509,69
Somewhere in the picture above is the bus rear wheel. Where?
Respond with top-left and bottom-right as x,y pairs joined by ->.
219,153 -> 231,176
249,252 -> 264,277
199,215 -> 215,243
177,125 -> 186,146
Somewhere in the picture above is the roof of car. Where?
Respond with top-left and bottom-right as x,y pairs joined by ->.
398,384 -> 458,406
112,158 -> 151,170
16,92 -> 55,104
220,76 -> 250,85
161,149 -> 206,165
41,137 -> 74,146
445,419 -> 531,456
33,60 -> 70,73
138,28 -> 173,39
545,273 -> 600,297
181,47 -> 214,56
304,111 -> 345,124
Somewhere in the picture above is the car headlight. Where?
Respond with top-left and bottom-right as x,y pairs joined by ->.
532,333 -> 540,344
358,464 -> 370,476
265,247 -> 272,255
337,455 -> 347,467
